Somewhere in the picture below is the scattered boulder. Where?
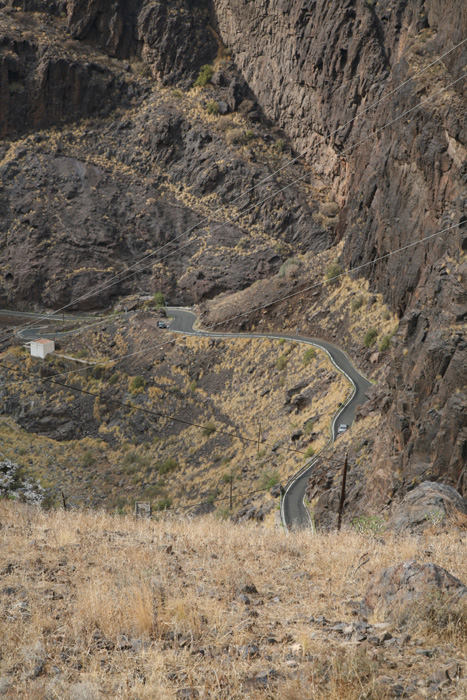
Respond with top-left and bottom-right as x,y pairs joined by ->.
233,500 -> 275,523
361,560 -> 467,622
190,502 -> 215,516
176,689 -> 199,700
388,481 -> 467,533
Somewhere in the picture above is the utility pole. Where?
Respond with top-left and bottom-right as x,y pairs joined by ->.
337,453 -> 348,531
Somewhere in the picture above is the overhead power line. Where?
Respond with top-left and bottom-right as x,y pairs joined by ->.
45,69 -> 466,321
0,218 -> 462,396
0,360 -> 320,461
2,37 -> 466,344
0,216 -> 461,477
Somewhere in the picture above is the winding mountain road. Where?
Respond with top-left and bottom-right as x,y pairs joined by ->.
167,308 -> 372,530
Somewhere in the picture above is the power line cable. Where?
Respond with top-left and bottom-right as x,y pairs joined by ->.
28,67 -> 467,336
44,68 -> 466,320
2,38 -> 465,343
0,218 -> 462,393
0,216 -> 461,477
0,72 -> 464,460
206,219 -> 464,329
0,361 -> 322,460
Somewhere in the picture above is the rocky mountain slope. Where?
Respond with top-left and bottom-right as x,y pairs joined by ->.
0,0 -> 466,520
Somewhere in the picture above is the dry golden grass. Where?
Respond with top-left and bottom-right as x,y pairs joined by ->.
1,501 -> 467,699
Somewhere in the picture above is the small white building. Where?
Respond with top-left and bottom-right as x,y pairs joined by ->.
30,338 -> 55,359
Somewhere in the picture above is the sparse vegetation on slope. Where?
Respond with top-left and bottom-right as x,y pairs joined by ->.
0,313 -> 349,516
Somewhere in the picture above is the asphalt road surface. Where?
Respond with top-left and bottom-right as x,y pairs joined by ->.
0,309 -> 118,341
166,308 -> 372,530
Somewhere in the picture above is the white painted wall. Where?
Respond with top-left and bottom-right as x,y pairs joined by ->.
30,339 -> 55,359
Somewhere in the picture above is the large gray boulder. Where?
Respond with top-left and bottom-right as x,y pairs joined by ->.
361,560 -> 467,622
388,481 -> 467,534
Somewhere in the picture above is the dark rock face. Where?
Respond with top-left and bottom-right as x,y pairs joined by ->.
213,0 -> 467,504
388,481 -> 467,533
67,0 -> 218,83
361,560 -> 467,621
0,9 -> 133,137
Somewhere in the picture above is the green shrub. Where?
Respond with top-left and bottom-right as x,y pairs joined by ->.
75,348 -> 88,359
194,64 -> 214,87
302,347 -> 316,365
275,138 -> 286,152
351,515 -> 385,536
325,262 -> 344,282
276,355 -> 288,371
189,380 -> 197,391
206,100 -> 220,115
351,296 -> 364,312
245,129 -> 254,140
158,458 -> 179,475
207,489 -> 220,504
153,291 -> 165,308
379,334 -> 391,352
155,497 -> 173,511
122,451 -> 150,471
304,419 -> 314,435
83,450 -> 96,467
305,446 -> 315,458
109,373 -> 119,385
130,375 -> 146,393
364,329 -> 378,348
202,421 -> 217,437
172,89 -> 183,98
259,470 -> 280,489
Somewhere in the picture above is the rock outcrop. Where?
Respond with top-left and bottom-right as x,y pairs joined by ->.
388,481 -> 467,533
361,560 -> 467,622
67,0 -> 218,84
212,0 -> 467,506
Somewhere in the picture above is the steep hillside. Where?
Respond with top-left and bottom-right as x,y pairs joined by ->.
0,0 -> 465,521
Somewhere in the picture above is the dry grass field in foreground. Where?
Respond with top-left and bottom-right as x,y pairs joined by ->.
1,502 -> 467,699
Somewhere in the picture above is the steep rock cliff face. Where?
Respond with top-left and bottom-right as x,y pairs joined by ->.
0,3 -> 329,308
67,0 -> 218,84
0,7 -> 133,137
212,0 -> 467,502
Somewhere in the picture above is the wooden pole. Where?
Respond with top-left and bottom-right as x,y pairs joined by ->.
337,453 -> 348,531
